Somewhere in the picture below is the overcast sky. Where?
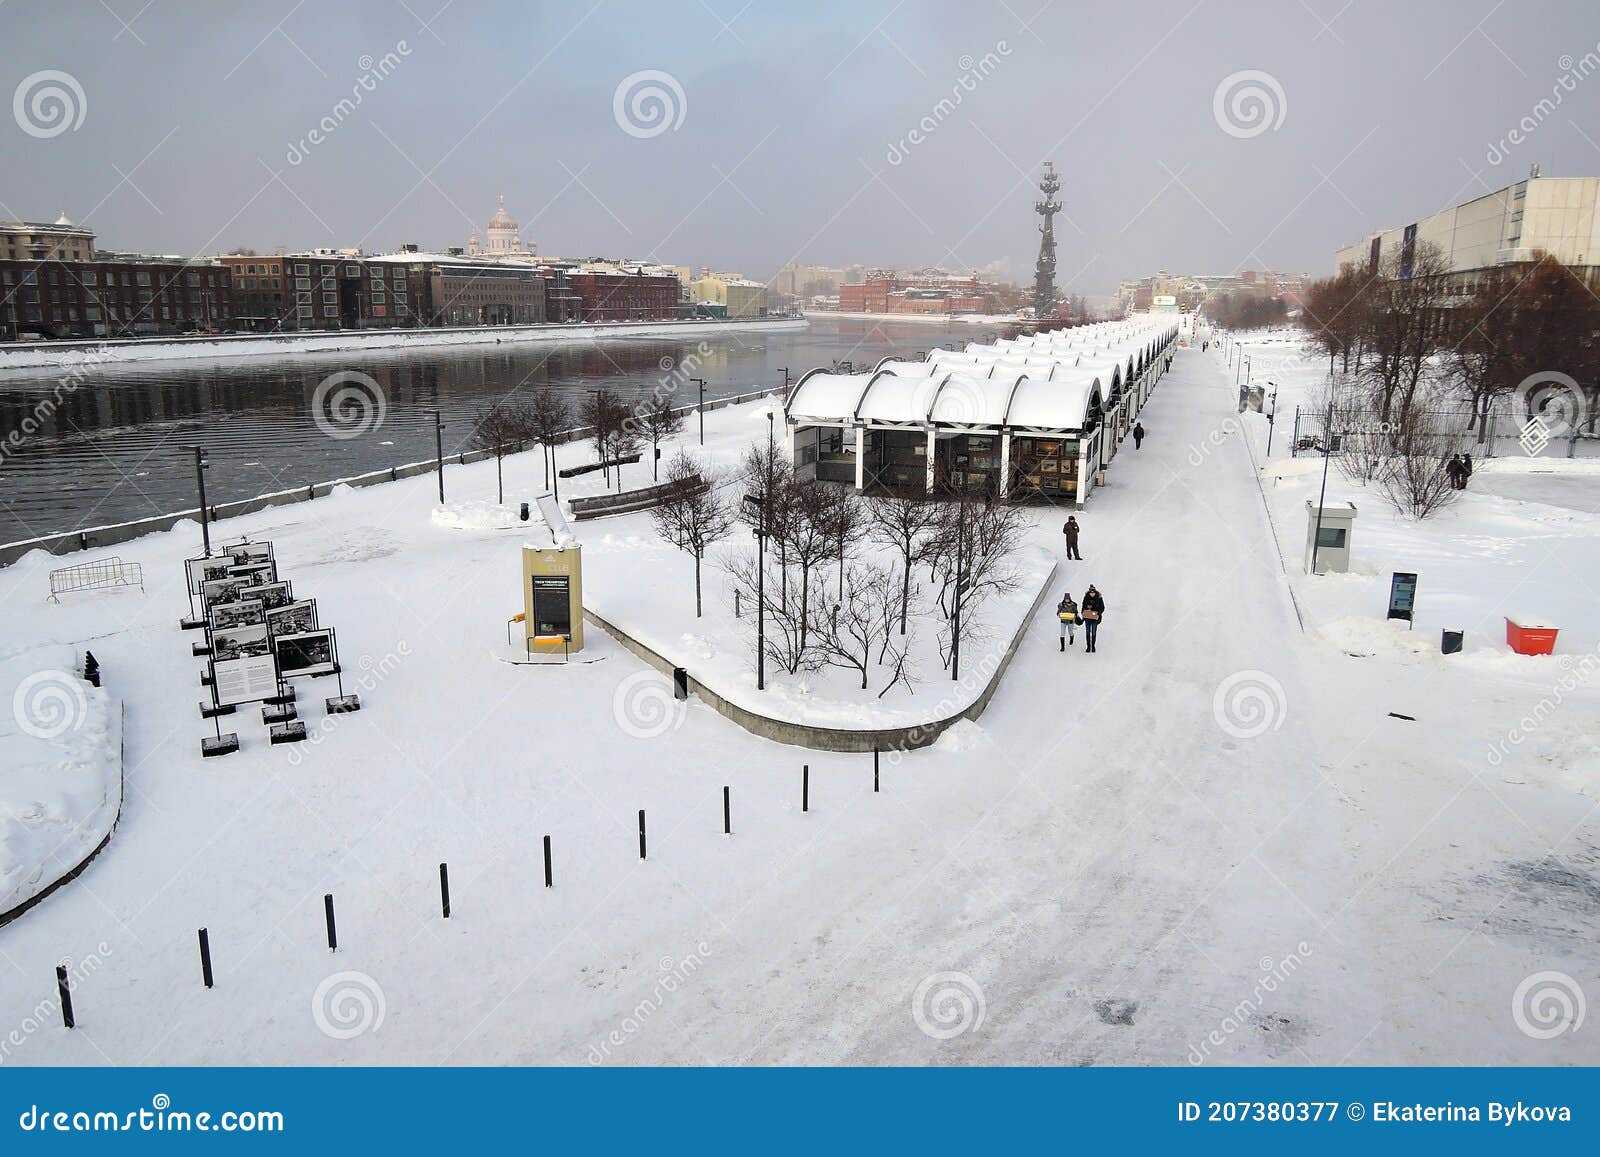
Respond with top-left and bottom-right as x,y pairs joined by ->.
5,1 -> 1600,294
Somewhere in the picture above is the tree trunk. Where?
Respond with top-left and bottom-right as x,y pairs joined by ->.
496,452 -> 504,505
899,553 -> 911,635
693,553 -> 703,618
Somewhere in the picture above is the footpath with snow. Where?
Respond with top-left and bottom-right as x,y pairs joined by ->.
0,341 -> 1594,1066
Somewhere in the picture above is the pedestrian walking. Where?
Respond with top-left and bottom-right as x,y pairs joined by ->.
1133,422 -> 1146,449
1056,591 -> 1079,651
1080,585 -> 1105,653
1462,452 -> 1473,488
1062,515 -> 1082,560
1446,454 -> 1465,490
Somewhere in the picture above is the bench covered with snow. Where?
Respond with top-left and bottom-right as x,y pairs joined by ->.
568,473 -> 707,521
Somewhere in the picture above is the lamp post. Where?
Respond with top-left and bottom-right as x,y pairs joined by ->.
1265,382 -> 1279,457
690,377 -> 706,445
1310,396 -> 1335,575
425,409 -> 445,504
189,446 -> 212,555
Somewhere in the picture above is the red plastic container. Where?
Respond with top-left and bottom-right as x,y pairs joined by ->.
1506,619 -> 1559,656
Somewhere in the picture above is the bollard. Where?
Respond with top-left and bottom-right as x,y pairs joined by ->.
439,863 -> 451,919
56,964 -> 75,1029
723,786 -> 731,835
324,893 -> 338,952
198,928 -> 214,989
543,835 -> 553,888
638,809 -> 647,860
803,765 -> 809,813
873,748 -> 880,793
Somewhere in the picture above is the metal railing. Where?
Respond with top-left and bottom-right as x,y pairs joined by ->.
48,556 -> 144,601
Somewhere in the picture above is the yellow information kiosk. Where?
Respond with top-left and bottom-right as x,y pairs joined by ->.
520,493 -> 583,657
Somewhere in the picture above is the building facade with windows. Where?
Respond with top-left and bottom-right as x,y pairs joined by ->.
568,268 -> 683,321
1335,171 -> 1600,286
0,254 -> 233,339
0,214 -> 97,263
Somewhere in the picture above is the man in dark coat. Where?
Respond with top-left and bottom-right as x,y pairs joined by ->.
1080,585 -> 1105,653
1133,422 -> 1146,449
1063,515 -> 1082,560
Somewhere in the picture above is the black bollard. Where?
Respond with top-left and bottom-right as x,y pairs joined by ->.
439,863 -> 451,919
324,893 -> 338,952
543,835 -> 553,888
55,964 -> 75,1029
803,764 -> 809,813
638,809 -> 647,860
723,786 -> 731,835
874,748 -> 880,793
734,589 -> 741,618
198,928 -> 214,989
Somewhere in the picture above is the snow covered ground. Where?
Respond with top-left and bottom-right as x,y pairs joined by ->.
0,650 -> 121,919
0,342 -> 1594,1066
0,317 -> 808,373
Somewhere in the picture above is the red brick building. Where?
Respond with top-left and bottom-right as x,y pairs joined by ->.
838,270 -> 989,314
0,255 -> 232,339
568,269 -> 683,321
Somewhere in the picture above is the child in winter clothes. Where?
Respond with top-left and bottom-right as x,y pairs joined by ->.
1057,592 -> 1079,650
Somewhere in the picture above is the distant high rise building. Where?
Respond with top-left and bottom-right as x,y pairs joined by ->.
1032,162 -> 1062,317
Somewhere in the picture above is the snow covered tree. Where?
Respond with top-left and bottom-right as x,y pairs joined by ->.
866,492 -> 942,635
470,403 -> 526,505
926,496 -> 1027,672
521,387 -> 571,496
630,393 -> 685,481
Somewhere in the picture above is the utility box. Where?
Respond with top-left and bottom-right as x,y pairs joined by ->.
1305,502 -> 1357,574
521,543 -> 584,655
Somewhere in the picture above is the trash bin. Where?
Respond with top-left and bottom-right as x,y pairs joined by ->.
1441,630 -> 1463,655
519,502 -> 530,522
1506,618 -> 1559,656
673,666 -> 689,701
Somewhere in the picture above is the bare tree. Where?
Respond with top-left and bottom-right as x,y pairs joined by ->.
926,496 -> 1028,671
721,548 -> 815,675
523,387 -> 571,497
738,437 -> 797,606
630,394 -> 685,481
470,403 -> 527,505
649,452 -> 734,617
1357,242 -> 1452,423
866,492 -> 942,635
815,485 -> 868,601
809,561 -> 905,692
1374,400 -> 1471,520
581,389 -> 638,490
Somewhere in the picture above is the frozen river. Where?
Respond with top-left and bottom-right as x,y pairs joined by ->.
0,315 -> 1004,545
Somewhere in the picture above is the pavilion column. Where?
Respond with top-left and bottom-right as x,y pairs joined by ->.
924,426 -> 937,493
998,431 -> 1012,499
854,425 -> 866,491
1077,433 -> 1093,507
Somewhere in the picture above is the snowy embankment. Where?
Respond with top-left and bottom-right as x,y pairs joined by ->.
1216,328 -> 1600,809
2,352 -> 1597,1066
0,649 -> 121,920
0,316 -> 808,373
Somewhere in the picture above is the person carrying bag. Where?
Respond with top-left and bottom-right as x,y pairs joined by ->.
1056,592 -> 1079,651
1080,585 -> 1105,653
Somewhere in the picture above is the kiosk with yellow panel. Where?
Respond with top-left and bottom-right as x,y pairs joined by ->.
520,493 -> 583,658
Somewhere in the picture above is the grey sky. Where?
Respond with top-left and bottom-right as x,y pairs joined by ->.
4,1 -> 1599,293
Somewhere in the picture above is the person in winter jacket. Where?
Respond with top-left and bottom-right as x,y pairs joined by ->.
1080,585 -> 1105,653
1056,592 -> 1079,650
1063,515 -> 1082,560
1133,422 -> 1146,449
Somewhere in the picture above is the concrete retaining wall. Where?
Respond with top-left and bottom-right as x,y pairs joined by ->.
583,559 -> 1058,753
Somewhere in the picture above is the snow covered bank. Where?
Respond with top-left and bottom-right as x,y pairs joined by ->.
1,649 -> 121,922
0,317 -> 808,374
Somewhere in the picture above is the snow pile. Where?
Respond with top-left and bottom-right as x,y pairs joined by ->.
431,500 -> 527,531
933,719 -> 985,752
0,647 -> 121,917
1316,616 -> 1439,661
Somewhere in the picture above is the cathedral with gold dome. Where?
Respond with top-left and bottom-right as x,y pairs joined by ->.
466,195 -> 536,261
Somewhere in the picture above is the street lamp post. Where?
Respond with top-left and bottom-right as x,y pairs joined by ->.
1310,396 -> 1336,575
426,409 -> 445,504
690,377 -> 706,445
1265,382 -> 1280,457
190,446 -> 212,555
